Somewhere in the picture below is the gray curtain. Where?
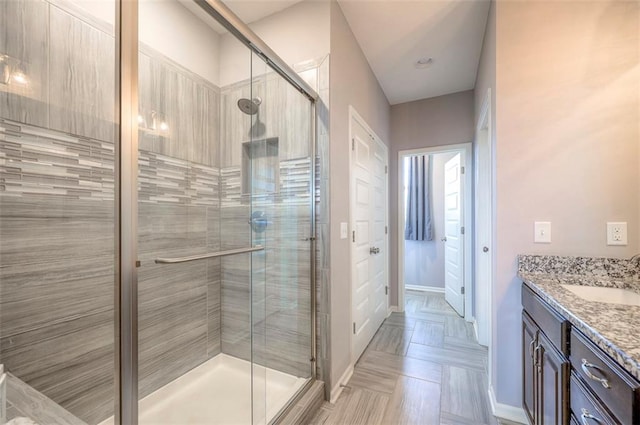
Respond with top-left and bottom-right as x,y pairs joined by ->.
404,155 -> 433,241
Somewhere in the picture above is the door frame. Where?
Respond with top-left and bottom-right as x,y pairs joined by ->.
475,88 -> 494,386
397,143 -> 473,322
348,105 -> 389,365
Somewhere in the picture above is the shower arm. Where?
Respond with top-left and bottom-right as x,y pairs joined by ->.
155,245 -> 264,264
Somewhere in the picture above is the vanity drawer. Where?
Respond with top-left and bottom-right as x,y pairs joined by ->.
570,374 -> 617,425
522,284 -> 569,355
571,329 -> 640,424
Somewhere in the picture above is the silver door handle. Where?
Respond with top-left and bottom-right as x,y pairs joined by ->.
370,247 -> 380,254
441,237 -> 447,242
155,245 -> 264,264
483,246 -> 489,253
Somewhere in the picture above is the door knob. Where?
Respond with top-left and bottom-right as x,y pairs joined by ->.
370,247 -> 380,254
441,237 -> 447,242
483,246 -> 489,253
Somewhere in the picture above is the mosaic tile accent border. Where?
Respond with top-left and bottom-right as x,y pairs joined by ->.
1,119 -> 115,201
220,158 -> 312,207
138,152 -> 219,206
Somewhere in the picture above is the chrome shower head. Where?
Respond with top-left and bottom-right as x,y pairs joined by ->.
237,97 -> 262,115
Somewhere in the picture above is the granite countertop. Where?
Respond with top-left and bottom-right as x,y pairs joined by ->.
518,255 -> 640,381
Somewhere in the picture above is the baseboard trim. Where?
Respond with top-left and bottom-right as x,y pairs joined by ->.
330,364 -> 354,404
472,319 -> 479,341
488,385 -> 528,424
388,305 -> 399,315
405,285 -> 445,293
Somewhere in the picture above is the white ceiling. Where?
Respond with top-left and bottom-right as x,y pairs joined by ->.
338,0 -> 490,105
183,0 -> 489,105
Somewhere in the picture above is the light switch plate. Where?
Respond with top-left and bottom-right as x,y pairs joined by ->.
534,221 -> 551,243
340,222 -> 349,239
607,222 -> 627,245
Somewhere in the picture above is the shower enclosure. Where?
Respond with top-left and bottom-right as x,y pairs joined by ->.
0,0 -> 317,424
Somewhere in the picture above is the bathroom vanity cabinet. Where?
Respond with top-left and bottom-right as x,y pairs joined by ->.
522,282 -> 640,425
522,284 -> 569,425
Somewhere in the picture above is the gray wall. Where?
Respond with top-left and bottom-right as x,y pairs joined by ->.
328,1 -> 391,393
390,91 -> 475,306
489,0 -> 639,410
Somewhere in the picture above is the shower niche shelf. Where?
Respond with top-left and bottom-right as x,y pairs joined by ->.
242,137 -> 280,196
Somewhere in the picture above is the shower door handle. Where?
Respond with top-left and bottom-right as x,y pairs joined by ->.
155,245 -> 264,264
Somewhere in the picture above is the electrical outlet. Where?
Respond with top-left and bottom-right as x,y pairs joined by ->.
534,222 -> 551,243
607,222 -> 627,245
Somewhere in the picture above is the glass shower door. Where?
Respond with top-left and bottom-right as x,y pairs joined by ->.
0,0 -> 119,424
136,2 -> 264,424
249,51 -> 315,424
133,1 -> 313,424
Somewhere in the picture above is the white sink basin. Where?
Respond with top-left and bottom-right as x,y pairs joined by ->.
561,284 -> 640,306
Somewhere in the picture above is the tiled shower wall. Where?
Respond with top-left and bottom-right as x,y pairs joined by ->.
0,0 -> 222,423
1,1 -> 323,424
0,119 -> 117,424
1,0 -> 118,422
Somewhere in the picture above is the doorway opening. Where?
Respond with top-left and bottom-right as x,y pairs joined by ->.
397,144 -> 472,321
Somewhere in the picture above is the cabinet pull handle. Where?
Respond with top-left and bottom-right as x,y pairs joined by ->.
581,359 -> 611,389
529,340 -> 535,358
580,408 -> 603,424
534,345 -> 542,369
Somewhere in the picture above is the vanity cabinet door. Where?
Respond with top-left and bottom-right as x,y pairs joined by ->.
538,332 -> 569,425
523,312 -> 538,425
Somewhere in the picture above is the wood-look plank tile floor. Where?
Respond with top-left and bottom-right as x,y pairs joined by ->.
307,290 -> 523,425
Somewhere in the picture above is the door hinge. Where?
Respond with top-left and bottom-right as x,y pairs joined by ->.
385,286 -> 388,295
461,166 -> 465,174
352,231 -> 356,242
461,286 -> 465,295
385,165 -> 388,174
461,226 -> 465,235
385,226 -> 388,234
353,322 -> 356,334
352,138 -> 355,151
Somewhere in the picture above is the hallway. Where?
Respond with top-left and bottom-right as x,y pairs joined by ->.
308,290 -> 518,425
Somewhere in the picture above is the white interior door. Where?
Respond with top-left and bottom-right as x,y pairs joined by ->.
475,123 -> 492,347
351,116 -> 388,363
443,153 -> 464,316
370,138 -> 387,332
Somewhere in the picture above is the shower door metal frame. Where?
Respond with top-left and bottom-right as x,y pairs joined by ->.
116,0 -> 139,423
115,0 -> 319,423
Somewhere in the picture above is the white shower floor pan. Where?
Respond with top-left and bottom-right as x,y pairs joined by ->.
99,354 -> 307,425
